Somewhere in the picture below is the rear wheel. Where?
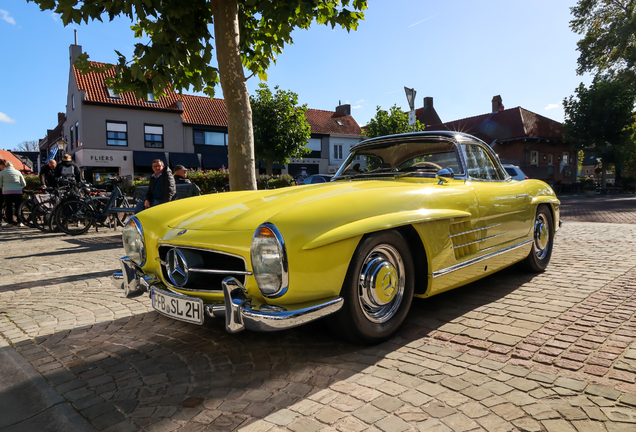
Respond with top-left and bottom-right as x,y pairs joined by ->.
32,200 -> 57,232
326,230 -> 415,344
55,200 -> 94,235
18,200 -> 35,227
521,206 -> 554,272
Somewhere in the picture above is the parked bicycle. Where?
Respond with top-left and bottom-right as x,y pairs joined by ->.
55,177 -> 135,235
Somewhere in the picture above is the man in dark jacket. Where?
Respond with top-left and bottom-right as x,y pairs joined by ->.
135,159 -> 176,213
39,159 -> 58,188
55,154 -> 83,183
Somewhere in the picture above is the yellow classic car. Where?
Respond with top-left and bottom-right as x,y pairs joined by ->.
113,131 -> 560,344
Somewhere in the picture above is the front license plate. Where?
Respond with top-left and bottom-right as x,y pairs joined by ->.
151,288 -> 204,325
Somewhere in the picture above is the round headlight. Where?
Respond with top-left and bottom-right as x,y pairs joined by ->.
251,223 -> 288,298
122,217 -> 145,266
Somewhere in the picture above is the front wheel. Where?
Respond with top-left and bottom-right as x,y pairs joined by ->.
55,200 -> 94,235
326,230 -> 415,344
521,206 -> 554,272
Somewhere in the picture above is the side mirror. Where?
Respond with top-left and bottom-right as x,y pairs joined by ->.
436,167 -> 455,185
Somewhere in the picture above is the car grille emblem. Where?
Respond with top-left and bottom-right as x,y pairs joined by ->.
166,248 -> 189,287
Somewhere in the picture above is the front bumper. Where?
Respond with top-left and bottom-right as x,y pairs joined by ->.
111,257 -> 343,333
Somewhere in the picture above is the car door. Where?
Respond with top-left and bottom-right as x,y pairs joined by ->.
462,143 -> 533,251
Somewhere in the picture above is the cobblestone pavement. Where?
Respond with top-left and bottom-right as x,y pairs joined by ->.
1,210 -> 636,431
559,194 -> 636,224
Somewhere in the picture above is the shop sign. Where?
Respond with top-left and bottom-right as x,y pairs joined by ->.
89,154 -> 116,164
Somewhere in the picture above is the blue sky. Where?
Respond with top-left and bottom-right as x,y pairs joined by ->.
1,0 -> 591,150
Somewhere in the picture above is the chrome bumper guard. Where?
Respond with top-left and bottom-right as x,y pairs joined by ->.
111,257 -> 344,333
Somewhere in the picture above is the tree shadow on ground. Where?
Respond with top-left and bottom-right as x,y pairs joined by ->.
1,265 -> 541,431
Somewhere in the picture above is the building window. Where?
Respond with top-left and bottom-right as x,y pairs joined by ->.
530,151 -> 538,165
307,138 -> 321,152
107,121 -> 128,146
547,154 -> 553,165
334,144 -> 343,160
107,88 -> 121,99
75,122 -> 79,147
70,126 -> 74,149
147,92 -> 156,103
563,152 -> 569,165
144,124 -> 164,148
194,130 -> 226,146
72,94 -> 75,110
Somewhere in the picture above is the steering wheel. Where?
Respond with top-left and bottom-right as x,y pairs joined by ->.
412,161 -> 442,170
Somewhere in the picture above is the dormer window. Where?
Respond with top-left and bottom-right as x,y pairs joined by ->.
147,92 -> 156,103
107,88 -> 120,99
336,120 -> 344,126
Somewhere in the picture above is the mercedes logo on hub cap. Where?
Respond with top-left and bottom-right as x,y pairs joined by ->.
166,248 -> 189,287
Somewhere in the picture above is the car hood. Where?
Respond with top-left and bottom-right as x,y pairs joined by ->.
168,179 -> 460,233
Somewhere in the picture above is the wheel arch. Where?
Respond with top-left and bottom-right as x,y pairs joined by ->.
353,224 -> 429,296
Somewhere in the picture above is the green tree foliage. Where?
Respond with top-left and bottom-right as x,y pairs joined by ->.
250,83 -> 312,175
363,105 -> 424,139
570,0 -> 636,80
27,0 -> 367,191
563,77 -> 636,185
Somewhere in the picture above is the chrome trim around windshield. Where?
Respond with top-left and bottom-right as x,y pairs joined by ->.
433,239 -> 533,278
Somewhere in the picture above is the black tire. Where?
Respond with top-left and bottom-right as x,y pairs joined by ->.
521,206 -> 554,272
18,200 -> 35,227
32,200 -> 57,232
326,230 -> 415,344
55,200 -> 94,235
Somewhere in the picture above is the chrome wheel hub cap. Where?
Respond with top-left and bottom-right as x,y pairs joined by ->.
533,215 -> 549,260
358,245 -> 405,323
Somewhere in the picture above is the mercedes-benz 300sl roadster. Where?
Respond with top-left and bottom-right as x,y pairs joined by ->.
113,131 -> 560,344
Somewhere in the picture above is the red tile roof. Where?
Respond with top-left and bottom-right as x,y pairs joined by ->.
426,107 -> 563,144
74,62 -> 362,136
181,94 -> 228,126
0,150 -> 32,172
305,108 -> 362,136
73,62 -> 182,110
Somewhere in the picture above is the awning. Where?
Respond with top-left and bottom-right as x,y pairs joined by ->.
201,154 -> 229,169
169,152 -> 201,169
133,151 -> 167,167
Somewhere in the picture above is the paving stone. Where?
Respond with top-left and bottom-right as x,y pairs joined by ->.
542,419 -> 578,432
416,418 -> 453,432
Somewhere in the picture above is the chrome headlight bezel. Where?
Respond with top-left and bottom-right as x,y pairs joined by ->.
250,223 -> 288,298
122,217 -> 146,267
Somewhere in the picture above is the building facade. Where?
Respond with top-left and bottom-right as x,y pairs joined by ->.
62,44 -> 362,184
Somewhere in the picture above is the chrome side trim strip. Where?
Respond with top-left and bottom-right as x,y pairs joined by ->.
433,239 -> 532,279
451,232 -> 509,249
449,223 -> 501,238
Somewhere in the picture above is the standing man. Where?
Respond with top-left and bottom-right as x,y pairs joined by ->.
135,159 -> 176,213
55,154 -> 83,183
40,159 -> 58,188
0,160 -> 27,227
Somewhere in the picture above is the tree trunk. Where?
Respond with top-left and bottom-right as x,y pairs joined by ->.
211,0 -> 257,191
266,159 -> 274,176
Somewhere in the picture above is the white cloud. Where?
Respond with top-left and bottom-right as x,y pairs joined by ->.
545,103 -> 561,110
0,112 -> 16,124
0,9 -> 16,25
352,105 -> 362,109
356,99 -> 365,104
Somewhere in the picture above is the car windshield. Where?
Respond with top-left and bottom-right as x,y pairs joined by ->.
333,139 -> 463,179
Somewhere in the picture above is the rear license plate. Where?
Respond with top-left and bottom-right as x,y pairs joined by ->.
151,288 -> 204,325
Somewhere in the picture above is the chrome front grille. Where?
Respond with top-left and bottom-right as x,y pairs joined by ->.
158,245 -> 249,292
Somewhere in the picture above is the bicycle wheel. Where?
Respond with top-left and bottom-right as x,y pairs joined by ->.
55,199 -> 94,235
113,195 -> 131,227
32,200 -> 57,232
18,199 -> 35,227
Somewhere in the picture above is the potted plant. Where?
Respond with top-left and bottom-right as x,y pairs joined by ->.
581,178 -> 596,197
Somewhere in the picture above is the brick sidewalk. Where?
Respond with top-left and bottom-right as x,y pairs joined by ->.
1,218 -> 635,431
559,194 -> 636,224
